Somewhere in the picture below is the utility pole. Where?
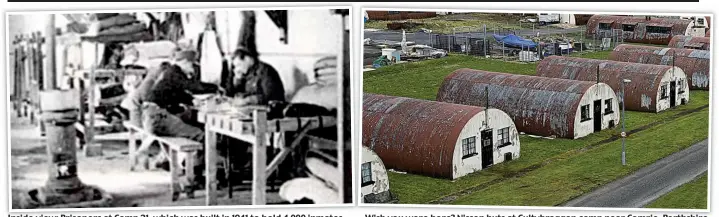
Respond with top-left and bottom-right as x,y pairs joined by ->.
621,79 -> 632,166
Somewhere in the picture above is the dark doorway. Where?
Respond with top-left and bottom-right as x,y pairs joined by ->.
481,129 -> 494,169
670,81 -> 677,107
593,100 -> 602,132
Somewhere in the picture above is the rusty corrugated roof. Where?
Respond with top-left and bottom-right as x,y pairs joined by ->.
668,35 -> 710,50
436,69 -> 596,139
536,56 -> 684,112
362,93 -> 485,179
610,44 -> 710,90
586,15 -> 693,45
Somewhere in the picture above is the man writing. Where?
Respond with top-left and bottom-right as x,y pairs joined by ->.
226,47 -> 285,105
216,10 -> 287,187
225,11 -> 285,105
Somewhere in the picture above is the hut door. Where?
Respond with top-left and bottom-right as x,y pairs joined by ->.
670,81 -> 677,107
481,129 -> 494,169
593,100 -> 602,132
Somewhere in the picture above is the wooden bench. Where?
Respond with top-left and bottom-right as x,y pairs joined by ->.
123,121 -> 203,201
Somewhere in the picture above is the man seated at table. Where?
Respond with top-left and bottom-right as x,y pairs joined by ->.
121,49 -> 187,169
225,47 -> 285,105
143,49 -> 220,193
215,22 -> 287,186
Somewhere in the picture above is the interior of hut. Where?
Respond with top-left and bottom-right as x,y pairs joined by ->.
8,9 -> 350,208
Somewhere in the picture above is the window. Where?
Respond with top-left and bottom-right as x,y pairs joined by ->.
604,99 -> 614,115
622,24 -> 636,32
388,11 -> 400,15
497,127 -> 511,147
599,23 -> 612,30
661,85 -> 669,99
646,26 -> 672,34
462,137 -> 477,159
361,162 -> 373,186
678,80 -> 685,93
697,18 -> 705,25
581,105 -> 591,122
504,153 -> 513,162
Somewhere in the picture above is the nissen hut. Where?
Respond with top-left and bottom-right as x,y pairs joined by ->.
360,146 -> 393,203
437,69 -> 620,139
609,44 -> 711,90
362,93 -> 520,180
536,56 -> 689,113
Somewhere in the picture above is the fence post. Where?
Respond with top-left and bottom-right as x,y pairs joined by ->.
483,24 -> 487,57
502,41 -> 505,61
464,36 -> 470,55
447,27 -> 457,52
429,32 -> 432,48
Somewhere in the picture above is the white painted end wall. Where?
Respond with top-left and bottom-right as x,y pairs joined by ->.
361,146 -> 391,199
656,67 -> 690,112
573,83 -> 621,139
451,108 -> 521,179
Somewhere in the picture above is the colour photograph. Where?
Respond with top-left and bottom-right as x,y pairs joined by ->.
360,10 -> 710,209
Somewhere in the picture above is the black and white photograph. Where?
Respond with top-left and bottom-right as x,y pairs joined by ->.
7,7 -> 352,209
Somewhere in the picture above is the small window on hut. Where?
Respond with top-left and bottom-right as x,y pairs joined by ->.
599,23 -> 612,30
678,80 -> 686,93
604,99 -> 614,115
697,18 -> 705,25
647,26 -> 672,34
581,105 -> 592,122
361,162 -> 374,186
497,127 -> 511,147
661,85 -> 669,99
388,11 -> 400,15
462,136 -> 477,159
622,24 -> 636,32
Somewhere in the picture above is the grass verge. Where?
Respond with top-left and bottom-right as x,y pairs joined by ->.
645,173 -> 708,209
450,109 -> 708,206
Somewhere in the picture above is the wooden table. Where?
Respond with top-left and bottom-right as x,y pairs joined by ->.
201,108 -> 337,205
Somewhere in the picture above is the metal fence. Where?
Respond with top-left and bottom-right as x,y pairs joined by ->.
413,24 -> 629,62
366,22 -> 631,66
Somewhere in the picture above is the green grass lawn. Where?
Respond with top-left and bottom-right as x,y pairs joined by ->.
364,54 -> 710,206
451,109 -> 708,206
569,50 -> 612,60
364,55 -> 536,100
646,173 -> 708,209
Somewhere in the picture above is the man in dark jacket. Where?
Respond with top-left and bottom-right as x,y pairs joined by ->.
226,48 -> 285,105
143,50 -> 216,138
226,11 -> 285,105
142,50 -> 219,194
214,12 -> 288,187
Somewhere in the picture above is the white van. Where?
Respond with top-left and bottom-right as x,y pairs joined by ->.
538,13 -> 560,25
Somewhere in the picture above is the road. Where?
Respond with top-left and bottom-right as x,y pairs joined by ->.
563,139 -> 709,208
